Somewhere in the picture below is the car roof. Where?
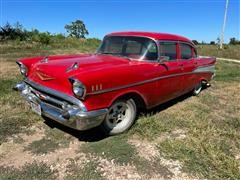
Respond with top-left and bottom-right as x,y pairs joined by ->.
107,31 -> 193,45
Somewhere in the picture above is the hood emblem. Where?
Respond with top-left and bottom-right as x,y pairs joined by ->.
36,71 -> 55,81
66,62 -> 79,72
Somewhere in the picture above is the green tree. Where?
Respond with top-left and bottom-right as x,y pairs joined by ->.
192,40 -> 199,45
0,22 -> 15,40
64,20 -> 89,38
38,32 -> 51,45
229,37 -> 240,45
210,41 -> 215,45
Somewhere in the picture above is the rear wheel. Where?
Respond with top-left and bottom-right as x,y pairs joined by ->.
193,81 -> 203,96
101,98 -> 137,135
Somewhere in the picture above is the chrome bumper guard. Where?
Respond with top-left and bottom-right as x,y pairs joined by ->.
13,80 -> 107,130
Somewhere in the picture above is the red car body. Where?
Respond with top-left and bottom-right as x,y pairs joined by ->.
14,32 -> 216,133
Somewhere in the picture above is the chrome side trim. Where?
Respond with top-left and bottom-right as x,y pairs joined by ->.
87,65 -> 215,96
192,64 -> 215,73
24,79 -> 87,111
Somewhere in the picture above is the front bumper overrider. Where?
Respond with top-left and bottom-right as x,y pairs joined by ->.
13,79 -> 107,130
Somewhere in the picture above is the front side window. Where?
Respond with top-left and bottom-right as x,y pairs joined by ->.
159,42 -> 177,61
180,43 -> 192,60
97,36 -> 158,61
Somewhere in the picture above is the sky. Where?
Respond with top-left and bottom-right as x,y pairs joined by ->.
0,0 -> 239,43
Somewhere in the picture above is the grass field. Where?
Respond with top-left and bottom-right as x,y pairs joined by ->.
198,44 -> 240,60
0,41 -> 239,179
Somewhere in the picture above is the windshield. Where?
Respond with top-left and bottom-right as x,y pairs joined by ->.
97,36 -> 158,61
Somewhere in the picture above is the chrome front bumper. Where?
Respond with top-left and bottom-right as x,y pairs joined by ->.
13,80 -> 107,130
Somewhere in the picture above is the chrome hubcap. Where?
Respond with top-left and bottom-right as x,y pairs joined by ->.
106,102 -> 130,128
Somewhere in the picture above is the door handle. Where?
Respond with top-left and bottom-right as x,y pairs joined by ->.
194,62 -> 198,65
179,64 -> 183,67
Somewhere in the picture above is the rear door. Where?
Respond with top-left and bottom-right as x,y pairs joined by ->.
178,43 -> 197,93
156,41 -> 183,102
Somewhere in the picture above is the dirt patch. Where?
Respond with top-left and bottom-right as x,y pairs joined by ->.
128,136 -> 199,180
128,136 -> 159,161
97,156 -> 141,180
235,153 -> 240,161
171,129 -> 187,140
0,126 -> 80,168
0,123 -> 94,179
159,157 -> 200,180
48,141 -> 87,179
155,129 -> 187,143
0,126 -> 45,168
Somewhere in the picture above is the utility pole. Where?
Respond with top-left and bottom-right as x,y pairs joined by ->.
220,0 -> 229,49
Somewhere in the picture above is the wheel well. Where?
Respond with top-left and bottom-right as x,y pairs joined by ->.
199,78 -> 208,85
198,76 -> 207,83
114,93 -> 146,111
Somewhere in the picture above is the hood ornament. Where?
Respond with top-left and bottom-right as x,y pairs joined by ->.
40,56 -> 48,63
66,62 -> 79,72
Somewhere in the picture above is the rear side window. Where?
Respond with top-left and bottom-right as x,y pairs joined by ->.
159,42 -> 177,61
180,43 -> 192,60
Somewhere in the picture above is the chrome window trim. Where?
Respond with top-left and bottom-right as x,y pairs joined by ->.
178,41 -> 197,60
87,64 -> 215,96
97,35 -> 160,62
157,40 -> 178,62
24,79 -> 87,111
158,40 -> 195,48
158,40 -> 196,62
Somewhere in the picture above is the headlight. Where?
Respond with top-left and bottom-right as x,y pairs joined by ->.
69,78 -> 86,99
16,62 -> 28,77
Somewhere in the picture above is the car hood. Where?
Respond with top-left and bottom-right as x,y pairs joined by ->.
27,54 -> 130,95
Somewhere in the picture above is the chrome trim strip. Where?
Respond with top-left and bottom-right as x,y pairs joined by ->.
192,65 -> 215,73
158,40 -> 195,48
87,65 -> 214,96
24,79 -> 87,111
29,87 -> 66,107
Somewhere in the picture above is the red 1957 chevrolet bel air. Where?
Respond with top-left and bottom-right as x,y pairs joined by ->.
14,32 -> 216,135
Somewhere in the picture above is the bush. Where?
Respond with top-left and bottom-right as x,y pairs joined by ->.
38,32 -> 51,45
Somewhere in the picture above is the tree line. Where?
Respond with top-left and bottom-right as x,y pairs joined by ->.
192,37 -> 240,46
1,20 -> 239,46
0,20 -> 89,45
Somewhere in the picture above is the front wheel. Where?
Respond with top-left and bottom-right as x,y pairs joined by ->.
101,98 -> 137,135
